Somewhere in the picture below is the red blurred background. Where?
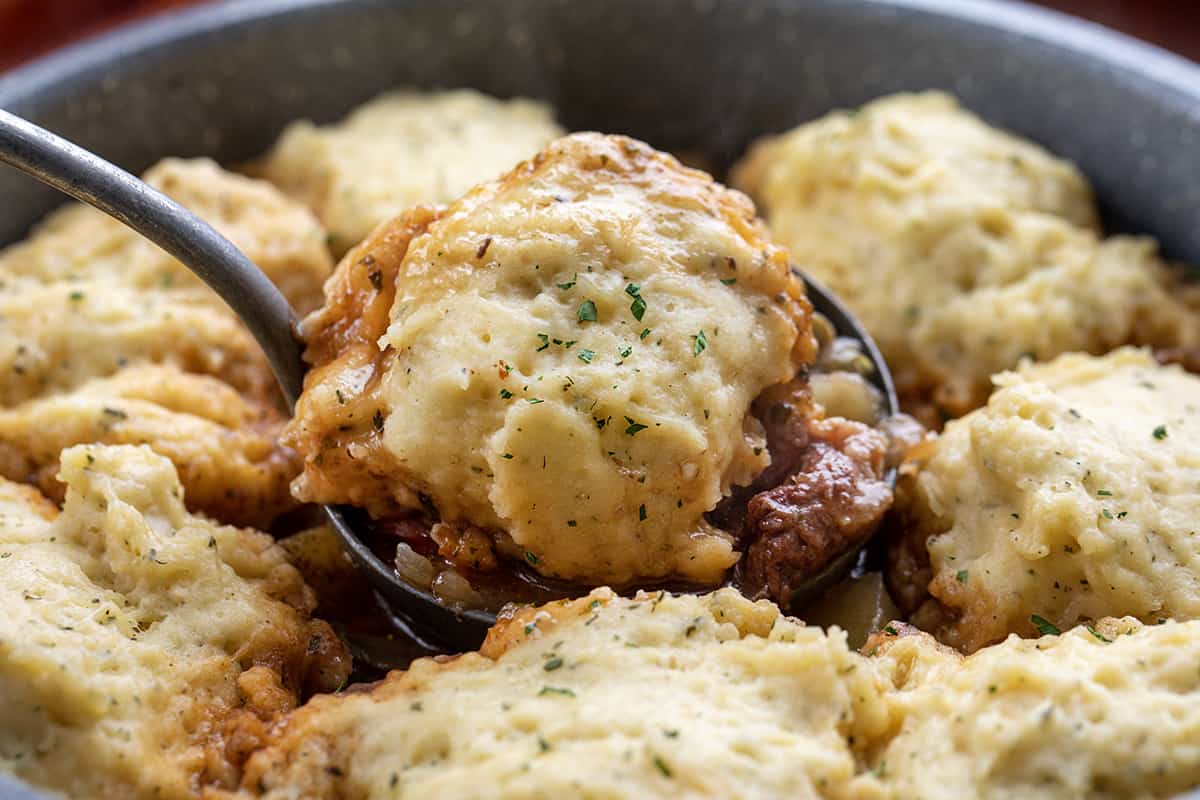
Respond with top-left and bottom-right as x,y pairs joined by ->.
0,0 -> 1197,73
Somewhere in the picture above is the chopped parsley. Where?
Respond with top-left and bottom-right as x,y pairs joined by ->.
639,328 -> 652,340
528,398 -> 544,404
1096,490 -> 1112,496
652,755 -> 673,778
1153,424 -> 1168,440
557,275 -> 577,290
578,300 -> 598,322
1086,625 -> 1112,643
578,349 -> 596,363
1030,614 -> 1060,636
525,551 -> 540,566
619,346 -> 633,358
538,686 -> 575,697
567,520 -> 577,527
536,333 -> 550,352
1101,509 -> 1114,520
624,416 -> 648,436
720,278 -> 737,285
543,656 -> 564,671
693,329 -> 708,356
625,283 -> 647,321
502,453 -> 514,460
499,388 -> 513,399
955,570 -> 969,584
638,504 -> 647,521
883,624 -> 898,636
68,290 -> 85,301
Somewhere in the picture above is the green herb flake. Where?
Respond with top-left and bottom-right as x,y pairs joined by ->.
567,520 -> 577,527
536,333 -> 550,352
653,755 -> 673,778
525,551 -> 541,566
1086,625 -> 1112,643
720,278 -> 737,286
557,275 -> 577,290
68,291 -> 85,301
538,736 -> 551,752
538,686 -> 575,697
630,293 -> 647,322
956,570 -> 969,584
883,624 -> 898,636
578,349 -> 596,363
1097,490 -> 1112,496
1031,614 -> 1061,636
500,388 -> 514,399
624,416 -> 648,436
693,329 -> 708,356
639,328 -> 652,340
619,346 -> 633,358
502,453 -> 514,460
1153,424 -> 1168,440
578,300 -> 598,323
638,504 -> 647,521
528,397 -> 545,404
1101,509 -> 1114,520
543,656 -> 564,671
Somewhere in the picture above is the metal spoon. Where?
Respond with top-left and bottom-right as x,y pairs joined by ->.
0,109 -> 897,655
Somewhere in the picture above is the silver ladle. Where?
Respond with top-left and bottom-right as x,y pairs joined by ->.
0,109 -> 897,655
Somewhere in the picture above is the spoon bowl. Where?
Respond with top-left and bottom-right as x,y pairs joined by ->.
0,108 -> 897,654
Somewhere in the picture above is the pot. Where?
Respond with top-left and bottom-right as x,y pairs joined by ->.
1,1 -> 1199,798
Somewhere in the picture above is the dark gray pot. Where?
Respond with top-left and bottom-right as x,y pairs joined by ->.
1,1 -> 1199,798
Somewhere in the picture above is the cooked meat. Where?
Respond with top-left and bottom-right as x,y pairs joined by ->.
741,415 -> 892,611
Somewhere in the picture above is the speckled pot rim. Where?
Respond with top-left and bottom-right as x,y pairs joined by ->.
3,0 -> 1200,109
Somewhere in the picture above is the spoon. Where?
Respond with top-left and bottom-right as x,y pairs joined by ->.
0,109 -> 897,655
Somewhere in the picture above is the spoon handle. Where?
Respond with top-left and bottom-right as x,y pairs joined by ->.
0,108 -> 306,408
